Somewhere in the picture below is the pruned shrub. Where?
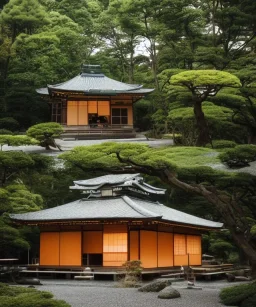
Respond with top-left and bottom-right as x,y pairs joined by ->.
219,145 -> 256,167
241,294 -> 256,307
0,283 -> 70,307
26,122 -> 63,141
0,117 -> 19,132
26,122 -> 63,150
119,260 -> 143,287
0,129 -> 14,135
208,140 -> 237,149
220,281 -> 256,306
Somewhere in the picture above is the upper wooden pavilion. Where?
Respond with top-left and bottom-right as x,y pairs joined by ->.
10,174 -> 223,270
37,65 -> 154,138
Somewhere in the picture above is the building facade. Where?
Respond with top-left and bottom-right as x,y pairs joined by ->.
37,65 -> 154,133
11,174 -> 222,269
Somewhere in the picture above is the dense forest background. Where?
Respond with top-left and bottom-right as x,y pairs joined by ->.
0,0 -> 256,267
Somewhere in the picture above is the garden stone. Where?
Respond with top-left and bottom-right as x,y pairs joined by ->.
138,280 -> 171,292
158,286 -> 181,299
16,278 -> 41,285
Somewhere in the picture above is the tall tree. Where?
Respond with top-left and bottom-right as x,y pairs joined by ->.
170,70 -> 241,146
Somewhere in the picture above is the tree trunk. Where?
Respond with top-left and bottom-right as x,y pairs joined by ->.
193,100 -> 211,146
230,232 -> 256,279
247,127 -> 256,144
114,153 -> 256,278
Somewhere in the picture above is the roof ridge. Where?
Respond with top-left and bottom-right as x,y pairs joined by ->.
121,195 -> 162,218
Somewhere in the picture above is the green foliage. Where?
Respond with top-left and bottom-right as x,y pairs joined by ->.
121,260 -> 142,288
0,135 -> 39,150
6,184 -> 43,213
0,117 -> 19,131
209,240 -> 235,262
168,102 -> 246,144
220,282 -> 256,306
26,122 -> 63,141
170,70 -> 241,88
0,282 -> 70,307
59,142 -> 220,172
0,0 -> 49,30
250,225 -> 256,238
0,151 -> 35,170
208,140 -> 237,149
219,145 -> 256,167
0,183 -> 43,258
0,129 -> 14,135
0,217 -> 30,257
241,294 -> 256,307
122,260 -> 142,276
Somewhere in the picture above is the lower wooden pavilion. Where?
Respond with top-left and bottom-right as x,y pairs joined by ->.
10,174 -> 222,271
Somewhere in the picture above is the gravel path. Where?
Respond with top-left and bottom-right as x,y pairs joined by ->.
2,137 -> 173,155
31,279 -> 235,307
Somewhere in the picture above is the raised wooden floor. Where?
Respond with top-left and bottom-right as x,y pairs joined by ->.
19,266 -> 183,280
62,125 -> 136,140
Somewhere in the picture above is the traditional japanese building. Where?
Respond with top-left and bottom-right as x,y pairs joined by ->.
10,174 -> 222,269
37,65 -> 154,138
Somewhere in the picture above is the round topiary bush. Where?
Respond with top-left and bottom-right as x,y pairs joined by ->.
219,145 -> 256,167
210,140 -> 237,149
220,281 -> 256,306
26,122 -> 63,141
26,122 -> 63,150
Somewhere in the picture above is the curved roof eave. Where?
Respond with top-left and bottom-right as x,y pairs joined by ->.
10,217 -> 222,231
9,196 -> 223,230
37,73 -> 154,96
36,87 -> 49,95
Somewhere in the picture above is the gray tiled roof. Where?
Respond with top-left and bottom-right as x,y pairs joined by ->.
73,174 -> 140,186
71,174 -> 166,195
10,196 -> 223,229
36,74 -> 154,95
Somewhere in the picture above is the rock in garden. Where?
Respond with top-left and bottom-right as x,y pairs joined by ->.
158,285 -> 181,299
138,280 -> 171,292
16,278 -> 41,285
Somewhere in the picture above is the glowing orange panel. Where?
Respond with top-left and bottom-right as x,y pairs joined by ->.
103,233 -> 127,252
174,234 -> 188,266
83,231 -> 103,253
187,235 -> 202,265
67,101 -> 78,125
88,101 -> 97,113
189,254 -> 201,265
129,231 -> 139,260
40,232 -> 60,266
174,234 -> 186,255
59,232 -> 81,266
98,101 -> 110,116
140,231 -> 157,268
103,232 -> 128,266
174,255 -> 189,266
158,232 -> 173,267
103,252 -> 127,266
78,101 -> 88,125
